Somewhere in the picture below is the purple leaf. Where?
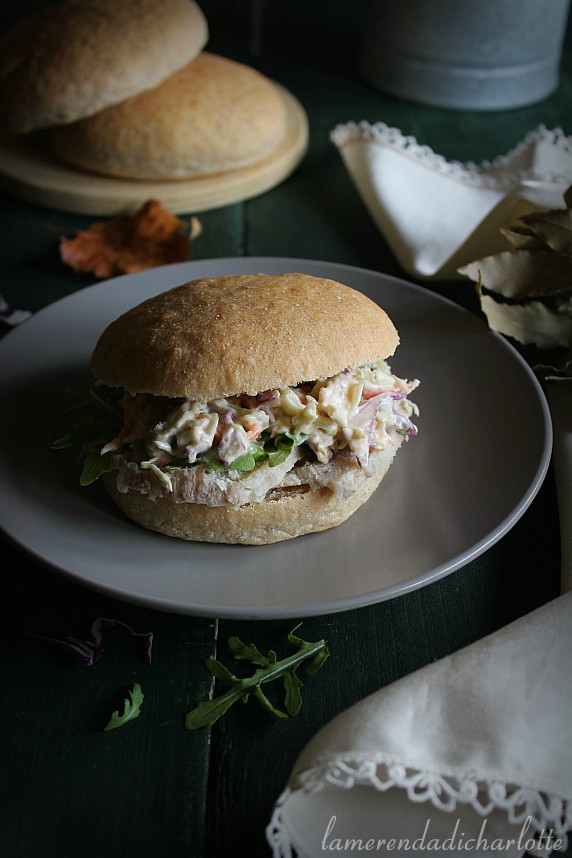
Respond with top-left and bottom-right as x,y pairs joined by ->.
27,617 -> 153,666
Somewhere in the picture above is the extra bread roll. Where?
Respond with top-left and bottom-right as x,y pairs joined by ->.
0,0 -> 208,134
87,273 -> 419,545
52,53 -> 289,180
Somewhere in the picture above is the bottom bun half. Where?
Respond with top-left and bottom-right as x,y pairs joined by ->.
101,456 -> 394,545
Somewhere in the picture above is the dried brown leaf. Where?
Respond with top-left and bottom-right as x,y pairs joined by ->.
533,347 -> 572,380
458,186 -> 572,356
521,207 -> 572,232
459,250 -> 572,300
520,208 -> 572,257
479,293 -> 572,349
59,200 -> 198,279
500,225 -> 549,252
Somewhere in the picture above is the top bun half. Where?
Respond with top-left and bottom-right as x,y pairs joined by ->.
90,273 -> 400,400
0,0 -> 208,134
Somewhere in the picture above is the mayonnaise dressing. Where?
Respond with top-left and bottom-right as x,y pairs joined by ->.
107,359 -> 419,478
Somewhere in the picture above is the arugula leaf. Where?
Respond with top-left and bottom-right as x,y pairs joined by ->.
197,441 -> 266,472
185,626 -> 330,730
80,449 -> 116,486
264,433 -> 307,468
60,383 -> 123,419
220,451 -> 256,472
54,384 -> 124,483
193,433 -> 307,474
104,683 -> 144,731
53,417 -> 111,449
87,386 -> 123,419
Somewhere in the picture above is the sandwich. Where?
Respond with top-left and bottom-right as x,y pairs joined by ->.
66,273 -> 419,544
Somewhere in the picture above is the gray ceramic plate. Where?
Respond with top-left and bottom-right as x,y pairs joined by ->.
0,258 -> 552,618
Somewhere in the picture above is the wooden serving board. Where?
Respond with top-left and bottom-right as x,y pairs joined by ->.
0,84 -> 308,216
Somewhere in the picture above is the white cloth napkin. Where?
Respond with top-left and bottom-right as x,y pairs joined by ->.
330,123 -> 572,280
267,592 -> 572,857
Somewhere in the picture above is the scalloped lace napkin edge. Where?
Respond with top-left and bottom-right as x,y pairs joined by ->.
267,754 -> 572,858
330,123 -> 572,191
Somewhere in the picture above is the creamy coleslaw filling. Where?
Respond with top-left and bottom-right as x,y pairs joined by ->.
102,359 -> 419,491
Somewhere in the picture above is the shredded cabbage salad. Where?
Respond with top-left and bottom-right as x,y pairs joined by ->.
97,359 -> 419,490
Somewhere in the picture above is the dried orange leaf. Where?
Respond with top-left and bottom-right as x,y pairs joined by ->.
59,200 -> 198,279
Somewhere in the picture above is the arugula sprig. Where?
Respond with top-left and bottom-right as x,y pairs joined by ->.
53,384 -> 123,443
185,626 -> 330,730
53,384 -> 124,484
104,683 -> 144,731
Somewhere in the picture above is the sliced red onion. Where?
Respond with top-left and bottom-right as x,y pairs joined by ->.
343,395 -> 384,467
391,408 -> 418,436
254,390 -> 277,419
27,617 -> 153,666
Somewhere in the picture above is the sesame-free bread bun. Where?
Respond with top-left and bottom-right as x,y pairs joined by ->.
0,0 -> 208,134
101,444 -> 398,545
90,273 -> 400,399
51,53 -> 288,180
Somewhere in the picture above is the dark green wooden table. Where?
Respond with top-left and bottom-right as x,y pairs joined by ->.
0,3 -> 569,856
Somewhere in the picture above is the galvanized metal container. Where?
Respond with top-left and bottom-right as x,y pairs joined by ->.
360,0 -> 571,110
